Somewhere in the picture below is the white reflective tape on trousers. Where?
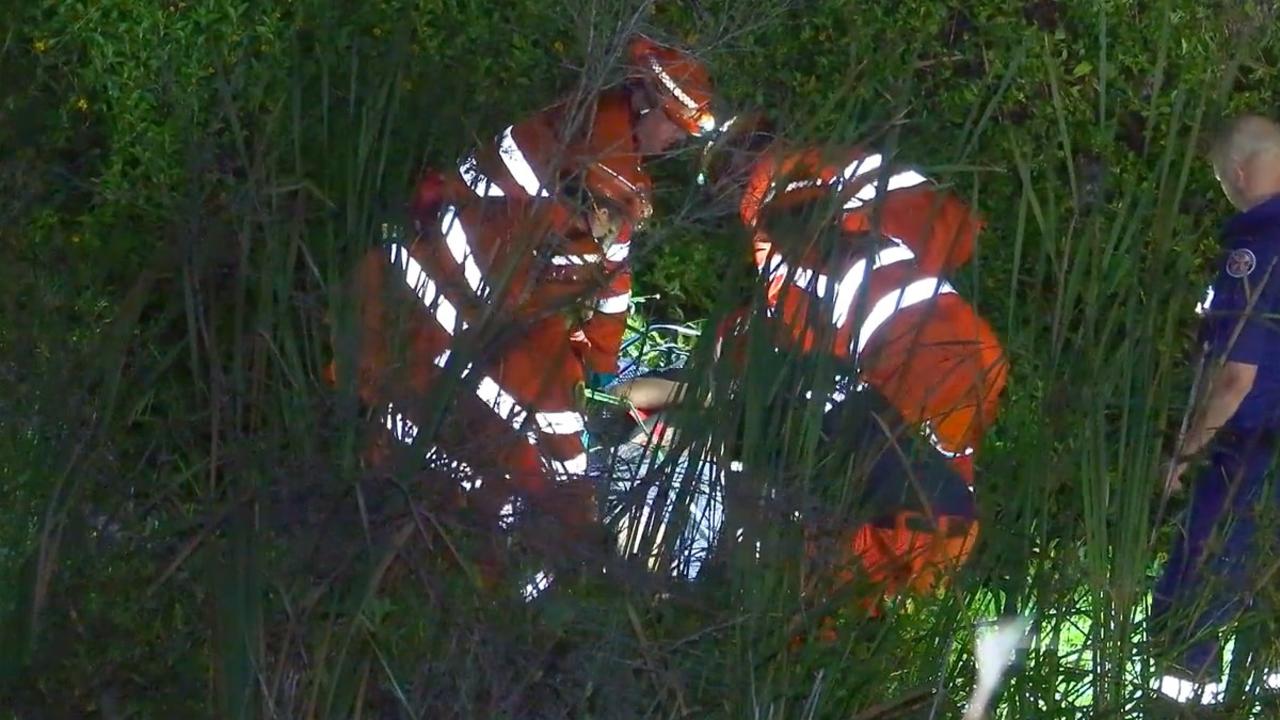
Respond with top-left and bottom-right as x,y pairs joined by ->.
388,244 -> 468,334
854,277 -> 956,355
596,292 -> 631,314
498,126 -> 550,197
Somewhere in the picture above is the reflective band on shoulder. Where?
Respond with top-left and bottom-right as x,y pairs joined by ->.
550,253 -> 602,266
854,277 -> 956,355
843,169 -> 930,210
596,292 -> 631,314
832,242 -> 916,328
498,126 -> 549,197
387,244 -> 467,334
459,155 -> 506,197
534,410 -> 586,435
439,206 -> 487,296
605,242 -> 630,263
549,452 -> 588,477
475,375 -> 528,429
648,58 -> 699,111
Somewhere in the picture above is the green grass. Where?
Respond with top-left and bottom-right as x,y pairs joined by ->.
3,0 -> 1280,717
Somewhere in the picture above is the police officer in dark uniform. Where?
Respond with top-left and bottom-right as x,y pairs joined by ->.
1153,114 -> 1280,704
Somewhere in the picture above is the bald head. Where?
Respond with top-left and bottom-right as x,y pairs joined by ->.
1210,114 -> 1280,210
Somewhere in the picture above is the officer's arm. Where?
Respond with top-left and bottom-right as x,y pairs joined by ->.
1182,249 -> 1278,458
1180,361 -> 1258,458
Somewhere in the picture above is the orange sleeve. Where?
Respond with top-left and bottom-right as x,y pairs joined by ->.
572,227 -> 634,375
858,293 -> 1007,457
740,155 -> 774,232
840,185 -> 982,277
576,310 -> 627,375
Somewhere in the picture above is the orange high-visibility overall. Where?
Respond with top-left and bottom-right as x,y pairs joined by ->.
730,143 -> 1007,614
335,35 -> 716,581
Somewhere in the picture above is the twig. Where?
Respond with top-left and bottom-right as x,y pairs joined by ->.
146,488 -> 254,596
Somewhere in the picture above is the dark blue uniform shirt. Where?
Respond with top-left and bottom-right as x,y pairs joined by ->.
1199,194 -> 1280,430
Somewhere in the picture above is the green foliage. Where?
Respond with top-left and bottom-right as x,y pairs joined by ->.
4,0 -> 1280,717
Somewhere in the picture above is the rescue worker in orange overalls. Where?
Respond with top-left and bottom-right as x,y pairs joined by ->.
335,34 -> 717,593
614,113 -> 1008,619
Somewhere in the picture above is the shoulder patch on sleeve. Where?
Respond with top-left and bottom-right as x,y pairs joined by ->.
1226,248 -> 1257,278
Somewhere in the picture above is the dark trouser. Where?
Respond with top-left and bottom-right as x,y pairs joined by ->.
820,383 -> 976,525
1152,427 -> 1279,678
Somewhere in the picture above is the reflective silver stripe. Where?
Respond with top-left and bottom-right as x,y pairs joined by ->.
383,405 -> 484,490
761,154 -> 887,208
550,253 -> 601,266
841,153 -> 884,181
498,499 -> 519,529
765,252 -> 786,278
1195,284 -> 1215,317
854,277 -> 956,355
832,242 -> 916,328
843,169 -> 930,210
474,375 -> 527,429
605,242 -> 630,263
384,404 -> 419,443
594,161 -> 640,195
924,422 -> 974,459
534,410 -> 585,435
388,244 -> 467,334
791,266 -> 831,296
423,445 -> 479,485
595,292 -> 631,314
823,387 -> 847,414
549,452 -> 588,477
440,206 -> 487,296
648,57 -> 699,111
458,155 -> 506,197
521,570 -> 554,602
497,125 -> 549,197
